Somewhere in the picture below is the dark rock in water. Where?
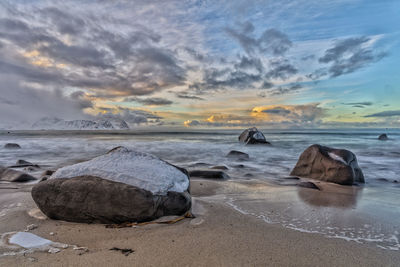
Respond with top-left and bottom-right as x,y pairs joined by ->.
290,144 -> 364,185
188,170 -> 230,180
226,150 -> 249,160
42,170 -> 55,177
210,165 -> 228,170
4,143 -> 21,149
239,127 -> 271,145
284,176 -> 300,180
188,162 -> 210,168
232,164 -> 246,169
298,181 -> 320,190
377,178 -> 389,182
9,159 -> 40,168
32,176 -> 191,224
40,170 -> 55,182
378,134 -> 388,141
244,173 -> 253,177
0,166 -> 36,182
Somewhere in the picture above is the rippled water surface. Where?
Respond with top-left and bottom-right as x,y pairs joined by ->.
1,129 -> 399,250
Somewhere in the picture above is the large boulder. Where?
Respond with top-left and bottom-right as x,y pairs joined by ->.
239,127 -> 270,145
32,176 -> 190,224
290,144 -> 364,185
31,147 -> 191,223
378,134 -> 388,141
0,166 -> 36,182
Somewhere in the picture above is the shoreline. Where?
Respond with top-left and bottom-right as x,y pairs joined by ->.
1,180 -> 400,266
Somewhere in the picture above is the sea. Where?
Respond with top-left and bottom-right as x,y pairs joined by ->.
0,128 -> 399,250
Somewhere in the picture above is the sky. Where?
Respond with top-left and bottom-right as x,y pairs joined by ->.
0,0 -> 399,129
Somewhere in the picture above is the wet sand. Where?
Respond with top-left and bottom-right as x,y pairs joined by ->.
1,180 -> 400,267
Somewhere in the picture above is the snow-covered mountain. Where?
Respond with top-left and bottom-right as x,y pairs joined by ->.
32,117 -> 130,130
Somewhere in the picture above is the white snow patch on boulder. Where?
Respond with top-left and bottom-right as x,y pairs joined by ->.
51,147 -> 189,195
328,152 -> 347,165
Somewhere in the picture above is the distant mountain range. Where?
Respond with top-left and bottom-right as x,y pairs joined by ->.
32,117 -> 130,130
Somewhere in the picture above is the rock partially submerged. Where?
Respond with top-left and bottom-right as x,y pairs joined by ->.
378,134 -> 388,141
188,170 -> 230,180
226,150 -> 249,160
210,165 -> 229,170
0,166 -> 36,182
239,127 -> 270,145
290,144 -> 364,185
31,147 -> 191,223
4,143 -> 21,149
9,160 -> 40,168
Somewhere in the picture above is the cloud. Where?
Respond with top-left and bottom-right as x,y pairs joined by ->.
342,102 -> 373,108
0,6 -> 187,98
124,97 -> 173,106
183,104 -> 325,128
0,77 -> 94,128
175,92 -> 205,100
97,108 -> 162,125
252,104 -> 325,124
364,110 -> 400,117
317,36 -> 386,77
226,21 -> 292,56
184,120 -> 200,127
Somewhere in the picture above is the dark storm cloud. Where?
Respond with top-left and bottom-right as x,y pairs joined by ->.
261,107 -> 291,115
226,21 -> 292,56
342,102 -> 373,108
364,110 -> 400,117
0,9 -> 186,98
234,55 -> 264,73
265,59 -> 298,80
318,37 -> 386,78
175,92 -> 205,100
124,97 -> 173,106
260,81 -> 274,89
39,7 -> 86,35
269,84 -> 302,96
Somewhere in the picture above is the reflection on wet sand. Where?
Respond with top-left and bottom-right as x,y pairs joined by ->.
297,182 -> 363,208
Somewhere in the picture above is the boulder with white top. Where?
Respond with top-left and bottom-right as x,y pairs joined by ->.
290,144 -> 364,185
239,127 -> 270,145
31,147 -> 191,223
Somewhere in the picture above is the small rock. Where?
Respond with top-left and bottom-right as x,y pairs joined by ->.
188,170 -> 230,180
0,167 -> 36,182
226,150 -> 249,160
42,170 -> 55,177
210,165 -> 228,170
27,257 -> 38,262
25,224 -> 38,231
110,247 -> 134,256
238,127 -> 271,145
4,143 -> 21,149
9,160 -> 40,168
48,247 -> 61,254
378,134 -> 388,141
284,176 -> 300,180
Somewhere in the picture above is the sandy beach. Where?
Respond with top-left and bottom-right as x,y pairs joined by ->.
1,178 -> 399,267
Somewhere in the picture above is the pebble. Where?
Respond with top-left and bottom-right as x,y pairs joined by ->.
25,224 -> 38,231
48,247 -> 61,254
